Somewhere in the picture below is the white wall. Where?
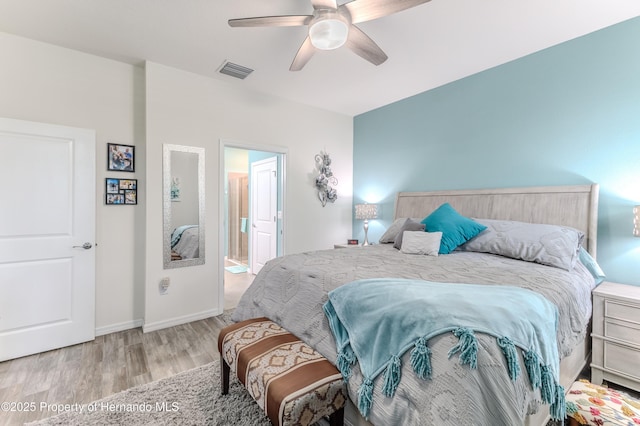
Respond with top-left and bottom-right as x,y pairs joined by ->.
144,62 -> 353,330
0,32 -> 354,335
0,32 -> 145,333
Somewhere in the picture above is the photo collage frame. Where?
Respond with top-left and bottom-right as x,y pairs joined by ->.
105,178 -> 137,205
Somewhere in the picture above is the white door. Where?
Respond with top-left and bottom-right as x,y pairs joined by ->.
250,157 -> 277,274
0,117 -> 96,361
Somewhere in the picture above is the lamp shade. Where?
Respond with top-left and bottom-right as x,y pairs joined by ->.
355,203 -> 378,220
635,206 -> 640,237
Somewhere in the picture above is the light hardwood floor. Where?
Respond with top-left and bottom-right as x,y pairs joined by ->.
223,261 -> 254,308
0,270 -> 253,426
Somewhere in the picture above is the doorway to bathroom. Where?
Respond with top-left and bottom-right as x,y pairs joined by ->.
221,141 -> 285,309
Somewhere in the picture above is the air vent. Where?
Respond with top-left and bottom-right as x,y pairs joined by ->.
219,61 -> 254,80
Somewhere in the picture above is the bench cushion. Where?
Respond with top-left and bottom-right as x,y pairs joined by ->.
219,317 -> 346,426
566,379 -> 640,425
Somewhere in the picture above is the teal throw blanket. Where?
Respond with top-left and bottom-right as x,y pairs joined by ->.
323,278 -> 565,421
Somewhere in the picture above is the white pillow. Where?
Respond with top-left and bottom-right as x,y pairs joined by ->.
400,231 -> 443,256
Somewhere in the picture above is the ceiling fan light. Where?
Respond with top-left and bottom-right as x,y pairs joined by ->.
309,14 -> 349,50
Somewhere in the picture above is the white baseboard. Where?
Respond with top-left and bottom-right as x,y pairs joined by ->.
95,319 -> 144,337
141,308 -> 222,333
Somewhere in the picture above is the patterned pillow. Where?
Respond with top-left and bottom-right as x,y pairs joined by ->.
459,218 -> 584,271
420,203 -> 487,254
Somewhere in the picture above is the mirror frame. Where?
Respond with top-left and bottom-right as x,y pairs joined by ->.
163,144 -> 205,269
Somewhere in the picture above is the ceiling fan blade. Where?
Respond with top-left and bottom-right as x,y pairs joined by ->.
345,25 -> 388,66
290,37 -> 316,71
341,0 -> 431,24
228,15 -> 312,27
311,0 -> 338,9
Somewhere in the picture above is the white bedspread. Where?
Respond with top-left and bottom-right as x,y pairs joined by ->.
232,245 -> 595,426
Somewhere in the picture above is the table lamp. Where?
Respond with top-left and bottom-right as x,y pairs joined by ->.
355,203 -> 378,246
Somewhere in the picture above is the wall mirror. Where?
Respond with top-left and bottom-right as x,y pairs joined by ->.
163,144 -> 205,269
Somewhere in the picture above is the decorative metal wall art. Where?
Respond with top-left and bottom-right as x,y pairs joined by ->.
315,151 -> 338,207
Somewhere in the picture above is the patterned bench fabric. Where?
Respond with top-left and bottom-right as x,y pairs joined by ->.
219,317 -> 346,426
566,379 -> 640,425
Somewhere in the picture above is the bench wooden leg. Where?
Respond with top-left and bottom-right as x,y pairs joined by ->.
220,353 -> 230,395
328,407 -> 344,426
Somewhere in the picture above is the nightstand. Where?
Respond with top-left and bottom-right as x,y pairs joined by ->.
334,244 -> 361,249
591,281 -> 640,392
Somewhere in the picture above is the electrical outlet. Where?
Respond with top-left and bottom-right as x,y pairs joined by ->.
159,277 -> 170,295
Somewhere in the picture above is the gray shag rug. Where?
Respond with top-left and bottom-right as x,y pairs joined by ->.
27,360 -> 270,426
28,310 -> 272,426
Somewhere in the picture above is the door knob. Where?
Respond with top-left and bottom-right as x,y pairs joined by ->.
73,242 -> 93,249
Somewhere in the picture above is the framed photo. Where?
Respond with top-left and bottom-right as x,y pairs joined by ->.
105,178 -> 137,205
107,143 -> 135,172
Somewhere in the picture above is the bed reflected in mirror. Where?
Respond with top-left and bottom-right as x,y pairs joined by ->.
163,144 -> 205,269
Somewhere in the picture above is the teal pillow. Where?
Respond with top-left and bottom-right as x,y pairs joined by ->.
421,203 -> 487,254
578,247 -> 606,285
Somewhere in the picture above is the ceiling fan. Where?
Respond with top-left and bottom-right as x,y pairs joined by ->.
229,0 -> 431,71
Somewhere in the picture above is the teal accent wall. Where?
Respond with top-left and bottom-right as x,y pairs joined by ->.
353,17 -> 640,285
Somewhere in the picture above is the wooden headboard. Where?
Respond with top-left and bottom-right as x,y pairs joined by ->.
394,184 -> 599,257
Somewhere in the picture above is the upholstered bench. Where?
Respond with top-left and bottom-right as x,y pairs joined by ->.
218,317 -> 347,426
565,379 -> 640,425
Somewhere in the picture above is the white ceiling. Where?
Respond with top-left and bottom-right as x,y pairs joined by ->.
0,0 -> 639,116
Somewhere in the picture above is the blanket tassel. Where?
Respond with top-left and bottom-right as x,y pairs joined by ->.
358,378 -> 374,420
524,350 -> 541,390
566,400 -> 578,416
448,327 -> 478,369
540,365 -> 555,404
550,384 -> 566,421
497,336 -> 520,380
382,355 -> 401,397
410,337 -> 432,380
337,344 -> 356,381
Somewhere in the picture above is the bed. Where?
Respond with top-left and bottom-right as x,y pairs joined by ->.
170,225 -> 200,259
232,184 -> 601,426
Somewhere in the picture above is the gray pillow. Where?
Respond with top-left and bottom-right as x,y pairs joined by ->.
379,217 -> 422,243
379,218 -> 407,243
393,218 -> 426,250
459,218 -> 584,271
